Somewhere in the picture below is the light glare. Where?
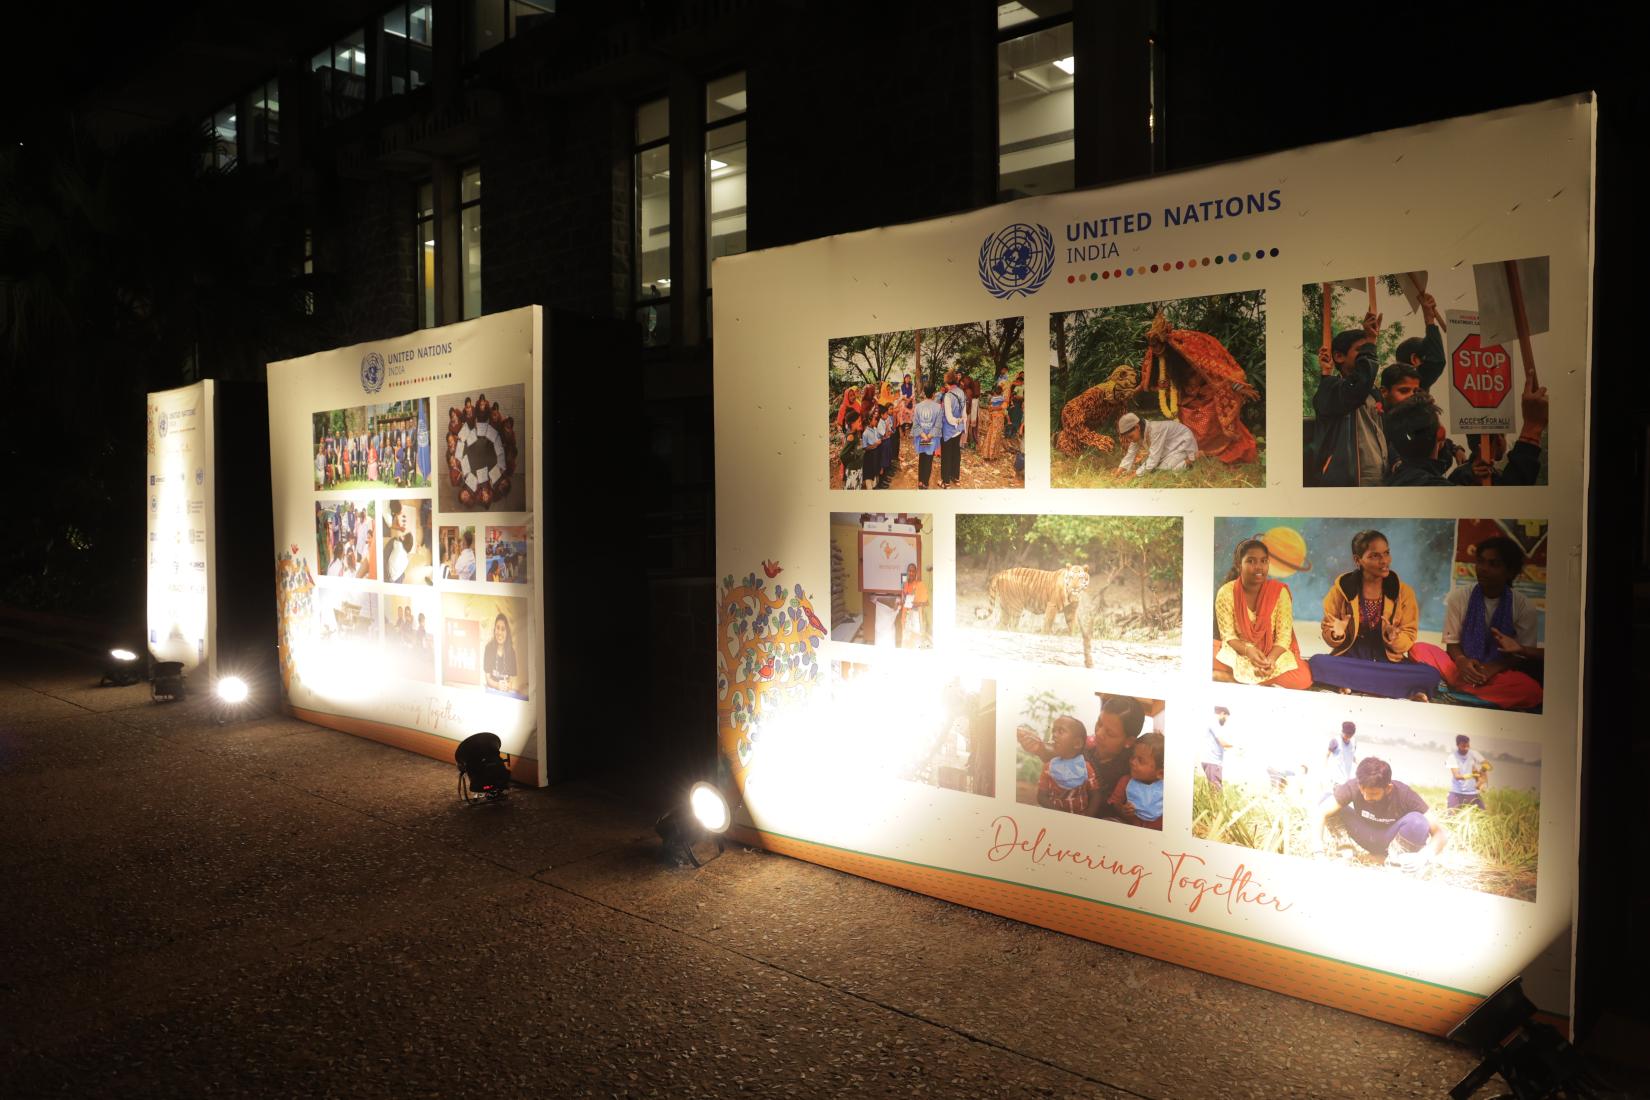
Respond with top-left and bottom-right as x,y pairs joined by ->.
216,676 -> 250,704
690,782 -> 730,833
110,648 -> 138,662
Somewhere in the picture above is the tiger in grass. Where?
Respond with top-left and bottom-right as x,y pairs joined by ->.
975,564 -> 1090,634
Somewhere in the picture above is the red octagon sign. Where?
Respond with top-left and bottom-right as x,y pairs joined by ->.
1452,334 -> 1512,409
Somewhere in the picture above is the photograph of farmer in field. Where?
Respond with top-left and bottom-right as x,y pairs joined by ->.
1191,706 -> 1540,901
1051,290 -> 1264,488
1301,259 -> 1550,487
828,319 -> 1025,490
1012,687 -> 1167,830
955,514 -> 1181,672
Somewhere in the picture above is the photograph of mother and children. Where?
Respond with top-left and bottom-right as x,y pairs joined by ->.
1211,517 -> 1547,713
828,319 -> 1026,490
1014,689 -> 1168,832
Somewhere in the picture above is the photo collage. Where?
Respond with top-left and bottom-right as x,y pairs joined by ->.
311,384 -> 533,700
818,257 -> 1553,897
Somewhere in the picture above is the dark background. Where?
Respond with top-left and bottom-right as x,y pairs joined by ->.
1,0 -> 1642,1045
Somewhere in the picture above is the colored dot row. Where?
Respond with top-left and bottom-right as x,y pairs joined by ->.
1066,248 -> 1281,283
390,371 -> 455,386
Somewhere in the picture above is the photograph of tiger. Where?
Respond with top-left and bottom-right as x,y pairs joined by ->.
954,514 -> 1183,671
1051,290 -> 1266,488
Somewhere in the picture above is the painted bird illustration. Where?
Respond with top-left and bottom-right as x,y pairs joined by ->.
758,656 -> 776,679
803,607 -> 825,634
762,559 -> 783,577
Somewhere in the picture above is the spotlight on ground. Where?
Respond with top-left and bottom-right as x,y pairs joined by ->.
150,660 -> 186,702
656,781 -> 733,867
454,732 -> 512,803
1448,976 -> 1604,1099
100,647 -> 145,686
211,674 -> 253,724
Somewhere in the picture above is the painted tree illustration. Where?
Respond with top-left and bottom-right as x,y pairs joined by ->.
715,570 -> 827,789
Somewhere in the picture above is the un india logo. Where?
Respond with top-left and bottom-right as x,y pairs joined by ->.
979,222 -> 1055,299
360,351 -> 386,394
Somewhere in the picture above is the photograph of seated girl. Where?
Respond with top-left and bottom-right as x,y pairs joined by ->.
483,612 -> 521,698
1107,731 -> 1165,830
1307,528 -> 1440,701
1212,536 -> 1312,689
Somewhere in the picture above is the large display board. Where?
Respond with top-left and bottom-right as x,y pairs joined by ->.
267,307 -> 546,784
147,380 -> 216,676
712,97 -> 1593,1032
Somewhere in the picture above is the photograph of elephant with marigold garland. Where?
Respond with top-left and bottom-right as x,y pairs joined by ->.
1051,291 -> 1266,488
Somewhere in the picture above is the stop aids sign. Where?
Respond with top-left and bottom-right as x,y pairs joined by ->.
1447,310 -> 1515,433
1452,334 -> 1511,408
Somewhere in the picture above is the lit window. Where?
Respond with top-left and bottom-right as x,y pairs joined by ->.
460,167 -> 482,320
634,97 -> 670,347
465,0 -> 555,61
381,3 -> 434,98
300,227 -> 315,316
247,78 -> 280,164
417,183 -> 436,329
997,1 -> 1074,199
203,104 -> 237,171
311,30 -> 368,125
705,71 -> 747,289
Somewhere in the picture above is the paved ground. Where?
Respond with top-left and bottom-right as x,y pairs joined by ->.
0,637 -> 1641,1099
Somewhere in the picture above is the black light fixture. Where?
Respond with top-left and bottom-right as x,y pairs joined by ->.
655,781 -> 733,867
454,732 -> 512,803
150,661 -> 186,702
100,647 -> 146,686
1448,976 -> 1605,1100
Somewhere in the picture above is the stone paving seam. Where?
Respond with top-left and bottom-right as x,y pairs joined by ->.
522,864 -> 1166,1100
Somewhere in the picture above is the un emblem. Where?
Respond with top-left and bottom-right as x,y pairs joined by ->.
360,351 -> 386,394
979,222 -> 1055,299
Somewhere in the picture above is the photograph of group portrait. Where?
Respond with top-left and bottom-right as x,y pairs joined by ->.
1210,517 -> 1548,713
312,399 -> 432,491
1050,289 -> 1264,488
828,318 -> 1026,491
1013,687 -> 1169,832
1193,703 -> 1540,900
828,513 -> 934,649
1301,257 -> 1550,487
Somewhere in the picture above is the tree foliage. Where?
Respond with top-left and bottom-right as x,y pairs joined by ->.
827,318 -> 1024,411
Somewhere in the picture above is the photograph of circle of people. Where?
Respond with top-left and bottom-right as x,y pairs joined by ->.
314,500 -> 376,580
312,399 -> 432,491
1301,258 -> 1550,487
1013,689 -> 1168,832
1193,704 -> 1540,900
1050,290 -> 1264,488
441,593 -> 530,700
437,384 -> 526,512
829,512 -> 934,649
831,661 -> 995,798
955,514 -> 1182,673
828,319 -> 1026,491
1211,517 -> 1547,713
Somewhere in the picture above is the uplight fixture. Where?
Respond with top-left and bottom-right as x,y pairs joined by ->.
101,647 -> 145,686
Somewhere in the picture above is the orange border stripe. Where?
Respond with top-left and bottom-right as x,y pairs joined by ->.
288,704 -> 540,785
732,825 -> 1493,1036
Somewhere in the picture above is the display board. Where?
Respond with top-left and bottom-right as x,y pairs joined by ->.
147,380 -> 216,676
712,97 -> 1593,1032
267,307 -> 546,784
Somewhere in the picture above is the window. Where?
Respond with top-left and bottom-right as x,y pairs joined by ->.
311,30 -> 368,125
380,3 -> 434,99
460,167 -> 482,320
247,78 -> 280,165
416,183 -> 436,328
634,96 -> 670,348
996,1 -> 1074,199
204,103 -> 237,171
300,227 -> 316,316
465,0 -> 555,61
705,71 -> 747,289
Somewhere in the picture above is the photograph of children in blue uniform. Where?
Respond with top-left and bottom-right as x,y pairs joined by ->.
1211,517 -> 1547,713
1301,260 -> 1550,488
1191,703 -> 1540,900
1014,689 -> 1167,831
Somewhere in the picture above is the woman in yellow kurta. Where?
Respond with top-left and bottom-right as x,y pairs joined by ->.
1212,537 -> 1312,688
